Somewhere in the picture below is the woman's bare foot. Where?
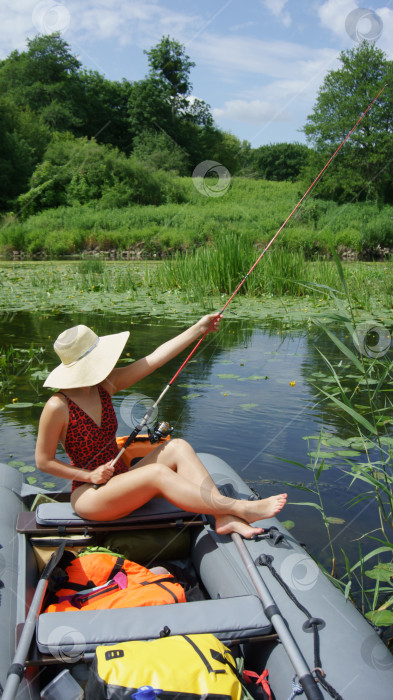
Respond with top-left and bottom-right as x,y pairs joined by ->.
241,493 -> 287,523
215,514 -> 263,539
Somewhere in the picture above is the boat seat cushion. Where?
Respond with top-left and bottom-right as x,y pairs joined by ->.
35,498 -> 193,527
36,595 -> 271,655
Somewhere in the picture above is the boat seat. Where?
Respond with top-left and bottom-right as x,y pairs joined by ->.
17,499 -> 201,534
36,594 -> 272,655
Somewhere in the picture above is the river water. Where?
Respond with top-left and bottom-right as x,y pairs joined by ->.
0,309 -> 391,572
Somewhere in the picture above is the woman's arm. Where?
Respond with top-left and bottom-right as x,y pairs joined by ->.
106,313 -> 221,394
35,396 -> 96,484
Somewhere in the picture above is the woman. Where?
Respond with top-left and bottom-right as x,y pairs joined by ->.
36,315 -> 287,538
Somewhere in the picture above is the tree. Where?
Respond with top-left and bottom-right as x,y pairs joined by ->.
303,42 -> 393,203
0,98 -> 50,210
0,34 -> 81,131
133,130 -> 189,174
145,36 -> 195,120
17,133 -> 186,215
252,142 -> 310,181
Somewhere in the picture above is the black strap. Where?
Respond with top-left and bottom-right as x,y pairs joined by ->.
182,635 -> 214,673
258,556 -> 344,700
140,577 -> 180,604
56,578 -> 96,593
106,557 -> 126,581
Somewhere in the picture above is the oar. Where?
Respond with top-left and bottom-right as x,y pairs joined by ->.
231,532 -> 323,700
2,540 -> 67,700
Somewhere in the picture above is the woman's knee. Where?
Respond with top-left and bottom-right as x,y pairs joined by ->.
149,461 -> 173,485
167,437 -> 194,457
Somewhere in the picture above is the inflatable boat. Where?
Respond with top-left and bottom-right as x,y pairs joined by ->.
1,436 -> 393,700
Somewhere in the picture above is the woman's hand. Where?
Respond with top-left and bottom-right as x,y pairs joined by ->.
196,313 -> 222,336
89,460 -> 115,485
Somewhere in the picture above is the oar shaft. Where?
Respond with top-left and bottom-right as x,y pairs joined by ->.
231,533 -> 323,700
2,543 -> 67,700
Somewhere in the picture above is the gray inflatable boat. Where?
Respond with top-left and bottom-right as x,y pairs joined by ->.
1,449 -> 393,700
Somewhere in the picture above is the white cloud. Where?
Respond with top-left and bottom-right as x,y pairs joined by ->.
193,33 -> 337,82
213,99 -> 291,125
318,0 -> 357,39
0,0 -> 202,57
261,0 -> 291,27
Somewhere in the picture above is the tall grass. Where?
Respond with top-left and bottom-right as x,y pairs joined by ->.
2,177 -> 393,256
285,250 -> 393,637
156,234 -> 393,309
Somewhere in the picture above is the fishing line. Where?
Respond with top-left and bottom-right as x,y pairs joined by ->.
112,82 -> 387,461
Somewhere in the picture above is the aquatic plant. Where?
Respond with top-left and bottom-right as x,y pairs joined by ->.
287,249 -> 393,636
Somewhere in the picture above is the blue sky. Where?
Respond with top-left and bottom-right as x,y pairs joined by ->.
2,1 -> 392,146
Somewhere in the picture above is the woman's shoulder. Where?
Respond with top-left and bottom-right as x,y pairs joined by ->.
42,392 -> 69,418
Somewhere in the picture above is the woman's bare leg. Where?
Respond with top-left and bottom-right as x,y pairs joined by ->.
133,439 -> 287,536
71,440 -> 287,538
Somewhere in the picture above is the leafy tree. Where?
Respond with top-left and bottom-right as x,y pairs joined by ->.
133,130 -> 189,174
0,98 -> 50,210
0,35 -> 133,149
145,35 -> 195,120
303,42 -> 393,203
74,70 -> 133,152
128,36 -> 215,167
252,142 -> 310,181
17,133 -> 186,215
0,34 -> 81,131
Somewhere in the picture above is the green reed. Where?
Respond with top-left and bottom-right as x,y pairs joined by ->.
286,249 -> 393,637
156,236 -> 393,309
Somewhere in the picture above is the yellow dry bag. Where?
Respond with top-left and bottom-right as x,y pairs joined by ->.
85,633 -> 243,700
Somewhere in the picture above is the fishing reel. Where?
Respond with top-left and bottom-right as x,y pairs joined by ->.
147,420 -> 174,444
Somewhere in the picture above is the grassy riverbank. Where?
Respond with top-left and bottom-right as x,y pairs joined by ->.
1,177 -> 393,257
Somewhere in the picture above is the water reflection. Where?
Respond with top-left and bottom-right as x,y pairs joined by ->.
0,311 -> 391,568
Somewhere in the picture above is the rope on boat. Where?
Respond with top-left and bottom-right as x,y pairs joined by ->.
288,676 -> 304,700
258,554 -> 344,700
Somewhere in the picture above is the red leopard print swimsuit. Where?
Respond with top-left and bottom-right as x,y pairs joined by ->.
59,385 -> 128,492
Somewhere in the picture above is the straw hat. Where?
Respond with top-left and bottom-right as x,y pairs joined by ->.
44,325 -> 130,389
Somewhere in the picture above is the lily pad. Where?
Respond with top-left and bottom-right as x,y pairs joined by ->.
334,450 -> 362,457
308,451 -> 337,459
323,437 -> 352,447
8,460 -> 26,468
26,476 -> 37,485
181,394 -> 202,400
42,482 -> 56,489
5,402 -> 35,408
240,403 -> 259,411
18,465 -> 36,473
216,373 -> 240,379
281,520 -> 295,531
237,375 -> 267,382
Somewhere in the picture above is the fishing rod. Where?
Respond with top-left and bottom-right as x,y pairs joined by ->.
109,82 -> 387,464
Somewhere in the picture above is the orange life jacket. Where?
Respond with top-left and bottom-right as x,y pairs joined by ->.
45,552 -> 186,612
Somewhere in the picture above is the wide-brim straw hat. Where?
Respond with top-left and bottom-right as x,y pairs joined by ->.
44,325 -> 130,389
